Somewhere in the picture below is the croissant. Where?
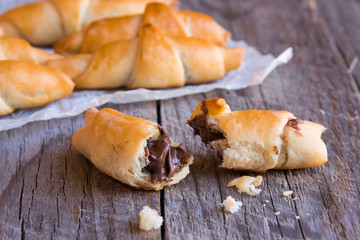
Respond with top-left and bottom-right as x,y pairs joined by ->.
187,98 -> 328,172
54,2 -> 230,55
0,37 -> 62,64
46,24 -> 244,89
71,107 -> 193,190
0,0 -> 178,46
0,61 -> 74,116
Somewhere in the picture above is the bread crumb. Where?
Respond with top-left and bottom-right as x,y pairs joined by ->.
221,196 -> 242,213
139,206 -> 163,231
263,204 -> 266,207
282,190 -> 294,197
227,176 -> 262,196
295,216 -> 300,220
292,197 -> 298,200
265,200 -> 270,203
274,211 -> 280,216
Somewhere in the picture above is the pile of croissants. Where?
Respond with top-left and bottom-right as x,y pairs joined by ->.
0,0 -> 245,116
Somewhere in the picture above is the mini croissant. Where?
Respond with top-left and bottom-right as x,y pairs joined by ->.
187,98 -> 328,172
54,2 -> 230,55
46,24 -> 244,89
0,0 -> 178,46
71,108 -> 193,190
0,61 -> 74,116
0,38 -> 73,116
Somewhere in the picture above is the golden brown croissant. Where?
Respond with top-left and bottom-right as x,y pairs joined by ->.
0,61 -> 74,116
71,107 -> 193,190
187,98 -> 328,172
0,37 -> 62,64
0,0 -> 178,46
46,24 -> 244,89
54,2 -> 230,55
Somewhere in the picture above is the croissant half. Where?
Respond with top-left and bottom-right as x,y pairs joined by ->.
0,0 -> 178,46
54,2 -> 230,55
71,108 -> 193,190
46,24 -> 244,89
187,98 -> 328,172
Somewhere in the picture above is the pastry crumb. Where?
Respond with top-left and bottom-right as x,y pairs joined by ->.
282,190 -> 294,197
221,196 -> 242,213
265,200 -> 270,203
139,206 -> 163,231
227,176 -> 262,196
263,204 -> 266,207
295,216 -> 300,220
292,197 -> 298,200
274,211 -> 280,216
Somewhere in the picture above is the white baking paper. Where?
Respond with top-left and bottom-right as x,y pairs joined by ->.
0,40 -> 293,132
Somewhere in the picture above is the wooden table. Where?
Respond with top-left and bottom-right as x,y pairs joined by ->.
1,0 -> 359,239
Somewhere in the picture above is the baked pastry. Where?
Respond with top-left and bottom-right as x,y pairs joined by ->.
187,98 -> 328,172
0,0 -> 178,46
0,61 -> 74,116
54,2 -> 230,55
221,196 -> 242,213
46,24 -> 244,89
0,37 -> 62,64
139,206 -> 163,230
71,107 -> 193,190
227,176 -> 262,196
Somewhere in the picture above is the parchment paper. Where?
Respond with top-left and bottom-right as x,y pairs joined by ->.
0,40 -> 293,132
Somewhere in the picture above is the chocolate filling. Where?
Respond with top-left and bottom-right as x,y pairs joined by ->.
143,126 -> 192,183
187,101 -> 225,144
286,118 -> 304,136
187,115 -> 225,144
286,118 -> 303,130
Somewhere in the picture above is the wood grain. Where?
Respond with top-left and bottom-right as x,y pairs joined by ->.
316,0 -> 360,87
0,0 -> 359,239
160,0 -> 360,239
0,102 -> 160,240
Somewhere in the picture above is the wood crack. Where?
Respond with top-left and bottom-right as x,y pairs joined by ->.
27,142 -> 44,226
156,100 -> 166,240
56,194 -> 60,227
213,156 -> 227,239
283,171 -> 306,240
76,184 -> 86,239
20,218 -> 25,240
265,173 -> 283,238
18,176 -> 24,222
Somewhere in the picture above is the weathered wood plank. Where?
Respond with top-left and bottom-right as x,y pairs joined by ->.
0,0 -> 360,239
0,102 -> 160,240
161,0 -> 360,239
316,0 -> 360,87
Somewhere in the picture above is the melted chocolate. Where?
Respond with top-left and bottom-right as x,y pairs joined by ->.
187,102 -> 225,144
143,126 -> 192,183
201,100 -> 208,114
187,115 -> 225,144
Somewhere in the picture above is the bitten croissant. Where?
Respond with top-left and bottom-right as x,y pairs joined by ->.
0,0 -> 178,46
71,108 -> 193,190
0,61 -> 74,116
46,24 -> 244,89
187,98 -> 328,172
54,2 -> 230,55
